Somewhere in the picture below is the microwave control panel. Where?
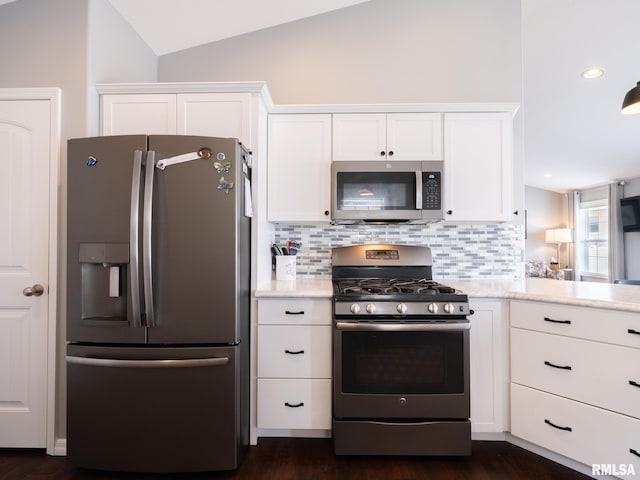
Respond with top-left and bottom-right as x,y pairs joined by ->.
422,172 -> 442,210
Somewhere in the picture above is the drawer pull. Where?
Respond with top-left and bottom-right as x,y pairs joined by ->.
285,349 -> 305,355
543,317 -> 571,325
630,380 -> 640,388
285,310 -> 305,315
544,360 -> 572,371
284,402 -> 305,408
629,329 -> 640,335
544,419 -> 572,432
631,448 -> 640,458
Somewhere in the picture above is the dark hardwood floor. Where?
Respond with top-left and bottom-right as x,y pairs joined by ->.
0,439 -> 591,480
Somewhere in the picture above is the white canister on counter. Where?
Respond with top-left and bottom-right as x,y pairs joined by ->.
275,255 -> 296,281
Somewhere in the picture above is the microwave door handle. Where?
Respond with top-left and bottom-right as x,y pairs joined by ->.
415,171 -> 422,209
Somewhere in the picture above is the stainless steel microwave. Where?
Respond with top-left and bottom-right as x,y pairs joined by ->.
331,160 -> 444,224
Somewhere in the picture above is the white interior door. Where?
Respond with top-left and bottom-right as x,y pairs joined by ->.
0,93 -> 57,448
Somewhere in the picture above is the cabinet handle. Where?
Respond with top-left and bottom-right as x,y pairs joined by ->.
324,210 -> 330,216
380,151 -> 386,157
631,448 -> 640,458
544,317 -> 571,325
544,360 -> 572,370
628,329 -> 640,335
544,419 -> 572,432
513,210 -> 519,215
388,150 -> 394,157
284,349 -> 305,355
446,210 -> 453,215
285,310 -> 304,315
284,402 -> 304,408
630,380 -> 640,388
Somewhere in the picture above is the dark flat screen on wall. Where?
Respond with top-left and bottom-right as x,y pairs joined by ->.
621,195 -> 640,232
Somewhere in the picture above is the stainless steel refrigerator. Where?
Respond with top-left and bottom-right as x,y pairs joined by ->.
66,135 -> 251,472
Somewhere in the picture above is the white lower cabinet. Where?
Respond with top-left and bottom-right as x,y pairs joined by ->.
257,379 -> 332,430
510,300 -> 640,478
257,298 -> 332,432
512,384 -> 640,474
469,300 -> 508,434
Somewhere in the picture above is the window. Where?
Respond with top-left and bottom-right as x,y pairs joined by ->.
579,200 -> 608,277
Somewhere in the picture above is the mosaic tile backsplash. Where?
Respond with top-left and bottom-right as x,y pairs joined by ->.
273,223 -> 525,280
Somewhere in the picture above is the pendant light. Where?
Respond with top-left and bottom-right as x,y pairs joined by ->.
621,81 -> 640,114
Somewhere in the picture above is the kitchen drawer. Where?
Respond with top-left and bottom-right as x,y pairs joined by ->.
511,383 -> 640,473
257,378 -> 332,430
510,300 -> 640,349
257,325 -> 332,378
511,328 -> 640,419
258,299 -> 331,326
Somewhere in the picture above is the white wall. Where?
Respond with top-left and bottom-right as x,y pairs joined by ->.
524,186 -> 566,264
159,0 -> 521,104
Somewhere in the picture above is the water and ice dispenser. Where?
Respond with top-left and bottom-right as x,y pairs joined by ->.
79,243 -> 128,321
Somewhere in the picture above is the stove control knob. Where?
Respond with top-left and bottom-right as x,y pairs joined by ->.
396,303 -> 407,314
350,303 -> 360,314
366,303 -> 377,314
427,303 -> 438,314
443,303 -> 455,314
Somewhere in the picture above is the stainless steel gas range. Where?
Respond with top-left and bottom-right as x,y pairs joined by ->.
331,244 -> 472,456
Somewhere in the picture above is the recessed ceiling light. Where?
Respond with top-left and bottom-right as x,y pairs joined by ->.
582,67 -> 605,79
544,173 -> 553,178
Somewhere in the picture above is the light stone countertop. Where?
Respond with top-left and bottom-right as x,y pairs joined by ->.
255,277 -> 640,313
255,278 -> 333,298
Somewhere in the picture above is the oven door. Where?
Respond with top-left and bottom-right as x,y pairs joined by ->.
333,320 -> 470,419
331,161 -> 443,223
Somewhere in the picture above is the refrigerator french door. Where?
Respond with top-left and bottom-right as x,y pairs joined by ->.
66,135 -> 251,472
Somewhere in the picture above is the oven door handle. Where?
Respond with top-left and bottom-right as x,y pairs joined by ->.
335,321 -> 470,332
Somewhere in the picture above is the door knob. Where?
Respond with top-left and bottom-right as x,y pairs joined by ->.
23,284 -> 44,297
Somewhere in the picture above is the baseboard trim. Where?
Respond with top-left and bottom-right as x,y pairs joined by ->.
50,437 -> 66,456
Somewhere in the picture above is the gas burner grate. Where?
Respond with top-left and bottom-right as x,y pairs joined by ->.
337,278 -> 455,296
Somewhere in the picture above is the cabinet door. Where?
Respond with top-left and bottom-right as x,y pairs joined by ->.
257,379 -> 332,429
267,114 -> 332,222
101,94 -> 176,135
177,93 -> 251,147
332,114 -> 386,161
387,113 -> 442,160
469,301 -> 508,433
511,328 -> 640,419
443,113 -> 513,222
511,383 -> 640,474
257,325 -> 332,378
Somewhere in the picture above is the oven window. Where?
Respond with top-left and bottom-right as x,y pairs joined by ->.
341,330 -> 464,394
336,172 -> 416,211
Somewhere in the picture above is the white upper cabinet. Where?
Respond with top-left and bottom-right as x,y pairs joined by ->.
267,114 -> 332,223
443,112 -> 513,222
101,94 -> 177,135
101,92 -> 252,147
386,113 -> 443,160
332,113 -> 442,161
176,93 -> 251,146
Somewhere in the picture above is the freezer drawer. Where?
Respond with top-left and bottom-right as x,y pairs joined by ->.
66,344 -> 247,472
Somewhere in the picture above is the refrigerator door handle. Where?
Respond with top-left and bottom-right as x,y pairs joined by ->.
143,150 -> 156,327
66,355 -> 229,368
129,150 -> 143,328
